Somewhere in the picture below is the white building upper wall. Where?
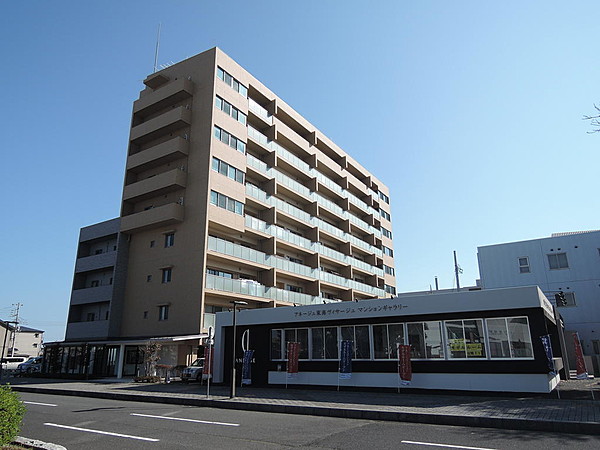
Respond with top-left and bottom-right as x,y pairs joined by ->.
478,231 -> 600,290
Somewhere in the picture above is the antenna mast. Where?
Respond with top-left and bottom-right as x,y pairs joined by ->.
453,251 -> 461,291
153,23 -> 162,73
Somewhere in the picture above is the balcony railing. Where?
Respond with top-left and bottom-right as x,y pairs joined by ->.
204,274 -> 340,306
207,236 -> 385,296
248,98 -> 273,124
246,184 -> 383,257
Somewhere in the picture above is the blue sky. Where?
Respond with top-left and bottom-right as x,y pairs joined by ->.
1,1 -> 598,342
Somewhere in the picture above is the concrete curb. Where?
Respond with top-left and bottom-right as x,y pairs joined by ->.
14,436 -> 67,450
13,385 -> 600,435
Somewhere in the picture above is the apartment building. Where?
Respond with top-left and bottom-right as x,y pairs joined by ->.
52,47 -> 396,378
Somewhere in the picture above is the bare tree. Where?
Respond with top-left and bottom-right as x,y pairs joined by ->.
583,104 -> 600,133
142,341 -> 162,376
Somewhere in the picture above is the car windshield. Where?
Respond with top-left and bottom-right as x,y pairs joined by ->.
190,359 -> 204,367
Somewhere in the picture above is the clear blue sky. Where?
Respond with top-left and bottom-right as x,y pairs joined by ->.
1,1 -> 598,342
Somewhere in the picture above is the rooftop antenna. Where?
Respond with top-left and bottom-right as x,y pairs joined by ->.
153,23 -> 162,73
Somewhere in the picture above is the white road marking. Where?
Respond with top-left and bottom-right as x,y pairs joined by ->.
401,441 -> 496,450
23,401 -> 57,407
131,412 -> 240,427
44,423 -> 159,442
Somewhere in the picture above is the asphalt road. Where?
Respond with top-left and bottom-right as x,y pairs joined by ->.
17,392 -> 600,449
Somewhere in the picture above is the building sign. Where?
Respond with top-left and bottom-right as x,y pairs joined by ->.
293,304 -> 407,319
573,332 -> 589,380
241,350 -> 254,385
339,340 -> 353,380
398,344 -> 412,385
449,339 -> 483,357
539,335 -> 556,375
287,342 -> 300,378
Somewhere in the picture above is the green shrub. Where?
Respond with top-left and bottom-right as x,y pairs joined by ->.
0,385 -> 26,445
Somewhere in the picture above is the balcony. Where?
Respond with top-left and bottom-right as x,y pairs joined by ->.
133,78 -> 194,118
248,98 -> 273,125
127,137 -> 189,173
123,168 -> 187,202
204,274 -> 337,306
65,320 -> 109,340
120,202 -> 184,233
70,285 -> 113,305
130,106 -> 192,145
75,251 -> 117,273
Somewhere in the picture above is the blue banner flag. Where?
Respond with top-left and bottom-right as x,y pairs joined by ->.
539,335 -> 556,375
242,350 -> 254,385
339,340 -> 353,380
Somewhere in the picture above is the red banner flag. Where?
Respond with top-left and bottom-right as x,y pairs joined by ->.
397,344 -> 412,385
287,342 -> 300,376
202,347 -> 214,376
572,333 -> 588,380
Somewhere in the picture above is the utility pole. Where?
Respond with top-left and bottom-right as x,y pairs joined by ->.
9,303 -> 22,357
453,251 -> 461,291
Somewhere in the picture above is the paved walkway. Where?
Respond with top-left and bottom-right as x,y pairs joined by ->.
6,376 -> 600,435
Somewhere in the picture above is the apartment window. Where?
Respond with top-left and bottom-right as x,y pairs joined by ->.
210,190 -> 244,215
382,245 -> 394,257
518,257 -> 530,273
33,343 -> 38,348
373,323 -> 404,359
380,209 -> 391,221
147,275 -> 152,282
164,233 -> 175,248
158,305 -> 169,321
381,226 -> 392,239
213,125 -> 246,153
408,321 -> 444,359
90,280 -> 100,288
211,157 -> 245,184
150,240 -> 155,248
384,265 -> 395,276
378,191 -> 390,204
206,268 -> 233,278
548,252 -> 569,270
592,340 -> 600,355
86,313 -> 95,322
143,311 -> 148,319
216,67 -> 248,97
161,268 -> 172,283
215,95 -> 247,125
286,285 -> 303,293
384,284 -> 396,295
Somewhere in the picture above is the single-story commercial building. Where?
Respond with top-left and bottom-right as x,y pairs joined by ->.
214,286 -> 564,393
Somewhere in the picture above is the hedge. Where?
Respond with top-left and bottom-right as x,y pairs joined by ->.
0,385 -> 26,445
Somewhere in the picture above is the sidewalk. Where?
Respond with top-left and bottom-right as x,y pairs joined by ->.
6,376 -> 600,435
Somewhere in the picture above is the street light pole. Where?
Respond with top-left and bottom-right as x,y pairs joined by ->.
230,300 -> 247,399
0,321 -> 18,382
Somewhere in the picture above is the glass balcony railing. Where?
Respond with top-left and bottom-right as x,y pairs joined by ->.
205,274 -> 340,306
247,125 -> 271,149
315,171 -> 344,196
274,170 -> 312,198
315,243 -> 348,263
246,153 -> 270,175
271,225 -> 313,249
315,193 -> 345,216
245,215 -> 268,233
205,273 -> 268,298
274,143 -> 312,173
207,236 -> 385,296
207,236 -> 268,265
248,98 -> 272,124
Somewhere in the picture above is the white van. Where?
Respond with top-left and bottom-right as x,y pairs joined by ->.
1,356 -> 29,371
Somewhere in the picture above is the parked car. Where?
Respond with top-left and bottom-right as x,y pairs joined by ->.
18,356 -> 43,374
181,358 -> 205,382
0,356 -> 28,372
